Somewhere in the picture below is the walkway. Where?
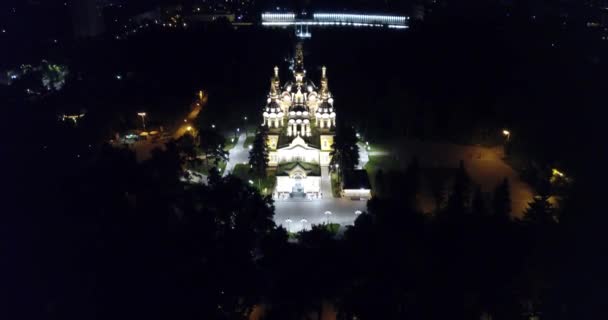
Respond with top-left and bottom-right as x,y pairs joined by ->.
357,142 -> 370,169
223,133 -> 247,176
320,166 -> 333,199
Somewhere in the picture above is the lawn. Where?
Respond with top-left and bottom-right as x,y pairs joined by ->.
364,153 -> 403,191
223,137 -> 236,151
231,164 -> 276,195
243,135 -> 255,149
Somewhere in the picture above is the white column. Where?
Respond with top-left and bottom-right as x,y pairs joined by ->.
287,125 -> 292,136
262,116 -> 266,126
280,118 -> 284,127
306,124 -> 311,136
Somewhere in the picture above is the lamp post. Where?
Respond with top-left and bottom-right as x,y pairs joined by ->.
243,116 -> 248,136
285,219 -> 293,233
502,129 -> 511,156
300,219 -> 308,231
355,210 -> 362,216
324,211 -> 332,225
137,112 -> 147,130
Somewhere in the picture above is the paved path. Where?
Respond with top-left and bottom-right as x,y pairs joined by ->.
357,142 -> 369,169
320,166 -> 333,199
223,133 -> 247,176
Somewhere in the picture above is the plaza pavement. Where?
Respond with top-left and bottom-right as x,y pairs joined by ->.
274,145 -> 370,232
274,198 -> 367,233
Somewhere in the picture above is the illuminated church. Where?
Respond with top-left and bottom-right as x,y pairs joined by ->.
262,43 -> 336,199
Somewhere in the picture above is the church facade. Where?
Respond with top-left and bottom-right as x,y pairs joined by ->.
261,43 -> 336,199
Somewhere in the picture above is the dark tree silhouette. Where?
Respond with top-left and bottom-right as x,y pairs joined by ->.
471,185 -> 487,217
523,195 -> 556,226
175,132 -> 198,161
248,125 -> 269,178
330,124 -> 359,176
199,129 -> 228,166
442,160 -> 471,219
492,178 -> 512,221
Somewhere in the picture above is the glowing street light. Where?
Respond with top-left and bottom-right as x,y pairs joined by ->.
186,126 -> 193,132
552,168 -> 565,178
502,129 -> 511,141
137,112 -> 147,130
324,210 -> 332,224
211,124 -> 216,129
355,210 -> 362,215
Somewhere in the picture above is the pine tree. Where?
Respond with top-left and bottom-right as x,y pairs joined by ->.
199,129 -> 228,166
444,160 -> 471,219
492,178 -> 512,221
248,125 -> 269,178
523,195 -> 556,225
330,124 -> 359,176
471,185 -> 487,217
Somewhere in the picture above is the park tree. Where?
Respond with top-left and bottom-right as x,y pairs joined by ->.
374,169 -> 385,197
492,178 -> 512,221
471,185 -> 487,217
403,157 -> 421,209
199,129 -> 228,166
443,160 -> 472,219
249,125 -> 269,178
175,132 -> 198,161
330,124 -> 359,176
523,195 -> 556,226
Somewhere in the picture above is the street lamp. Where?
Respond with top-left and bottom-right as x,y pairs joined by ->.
324,211 -> 332,225
285,219 -> 293,232
211,124 -> 215,129
186,126 -> 192,132
137,112 -> 147,130
300,219 -> 308,231
502,129 -> 511,141
355,210 -> 362,215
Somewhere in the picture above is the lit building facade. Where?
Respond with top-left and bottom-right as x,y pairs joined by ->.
262,43 -> 336,199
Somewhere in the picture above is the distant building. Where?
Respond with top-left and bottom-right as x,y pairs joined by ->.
72,0 -> 104,38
